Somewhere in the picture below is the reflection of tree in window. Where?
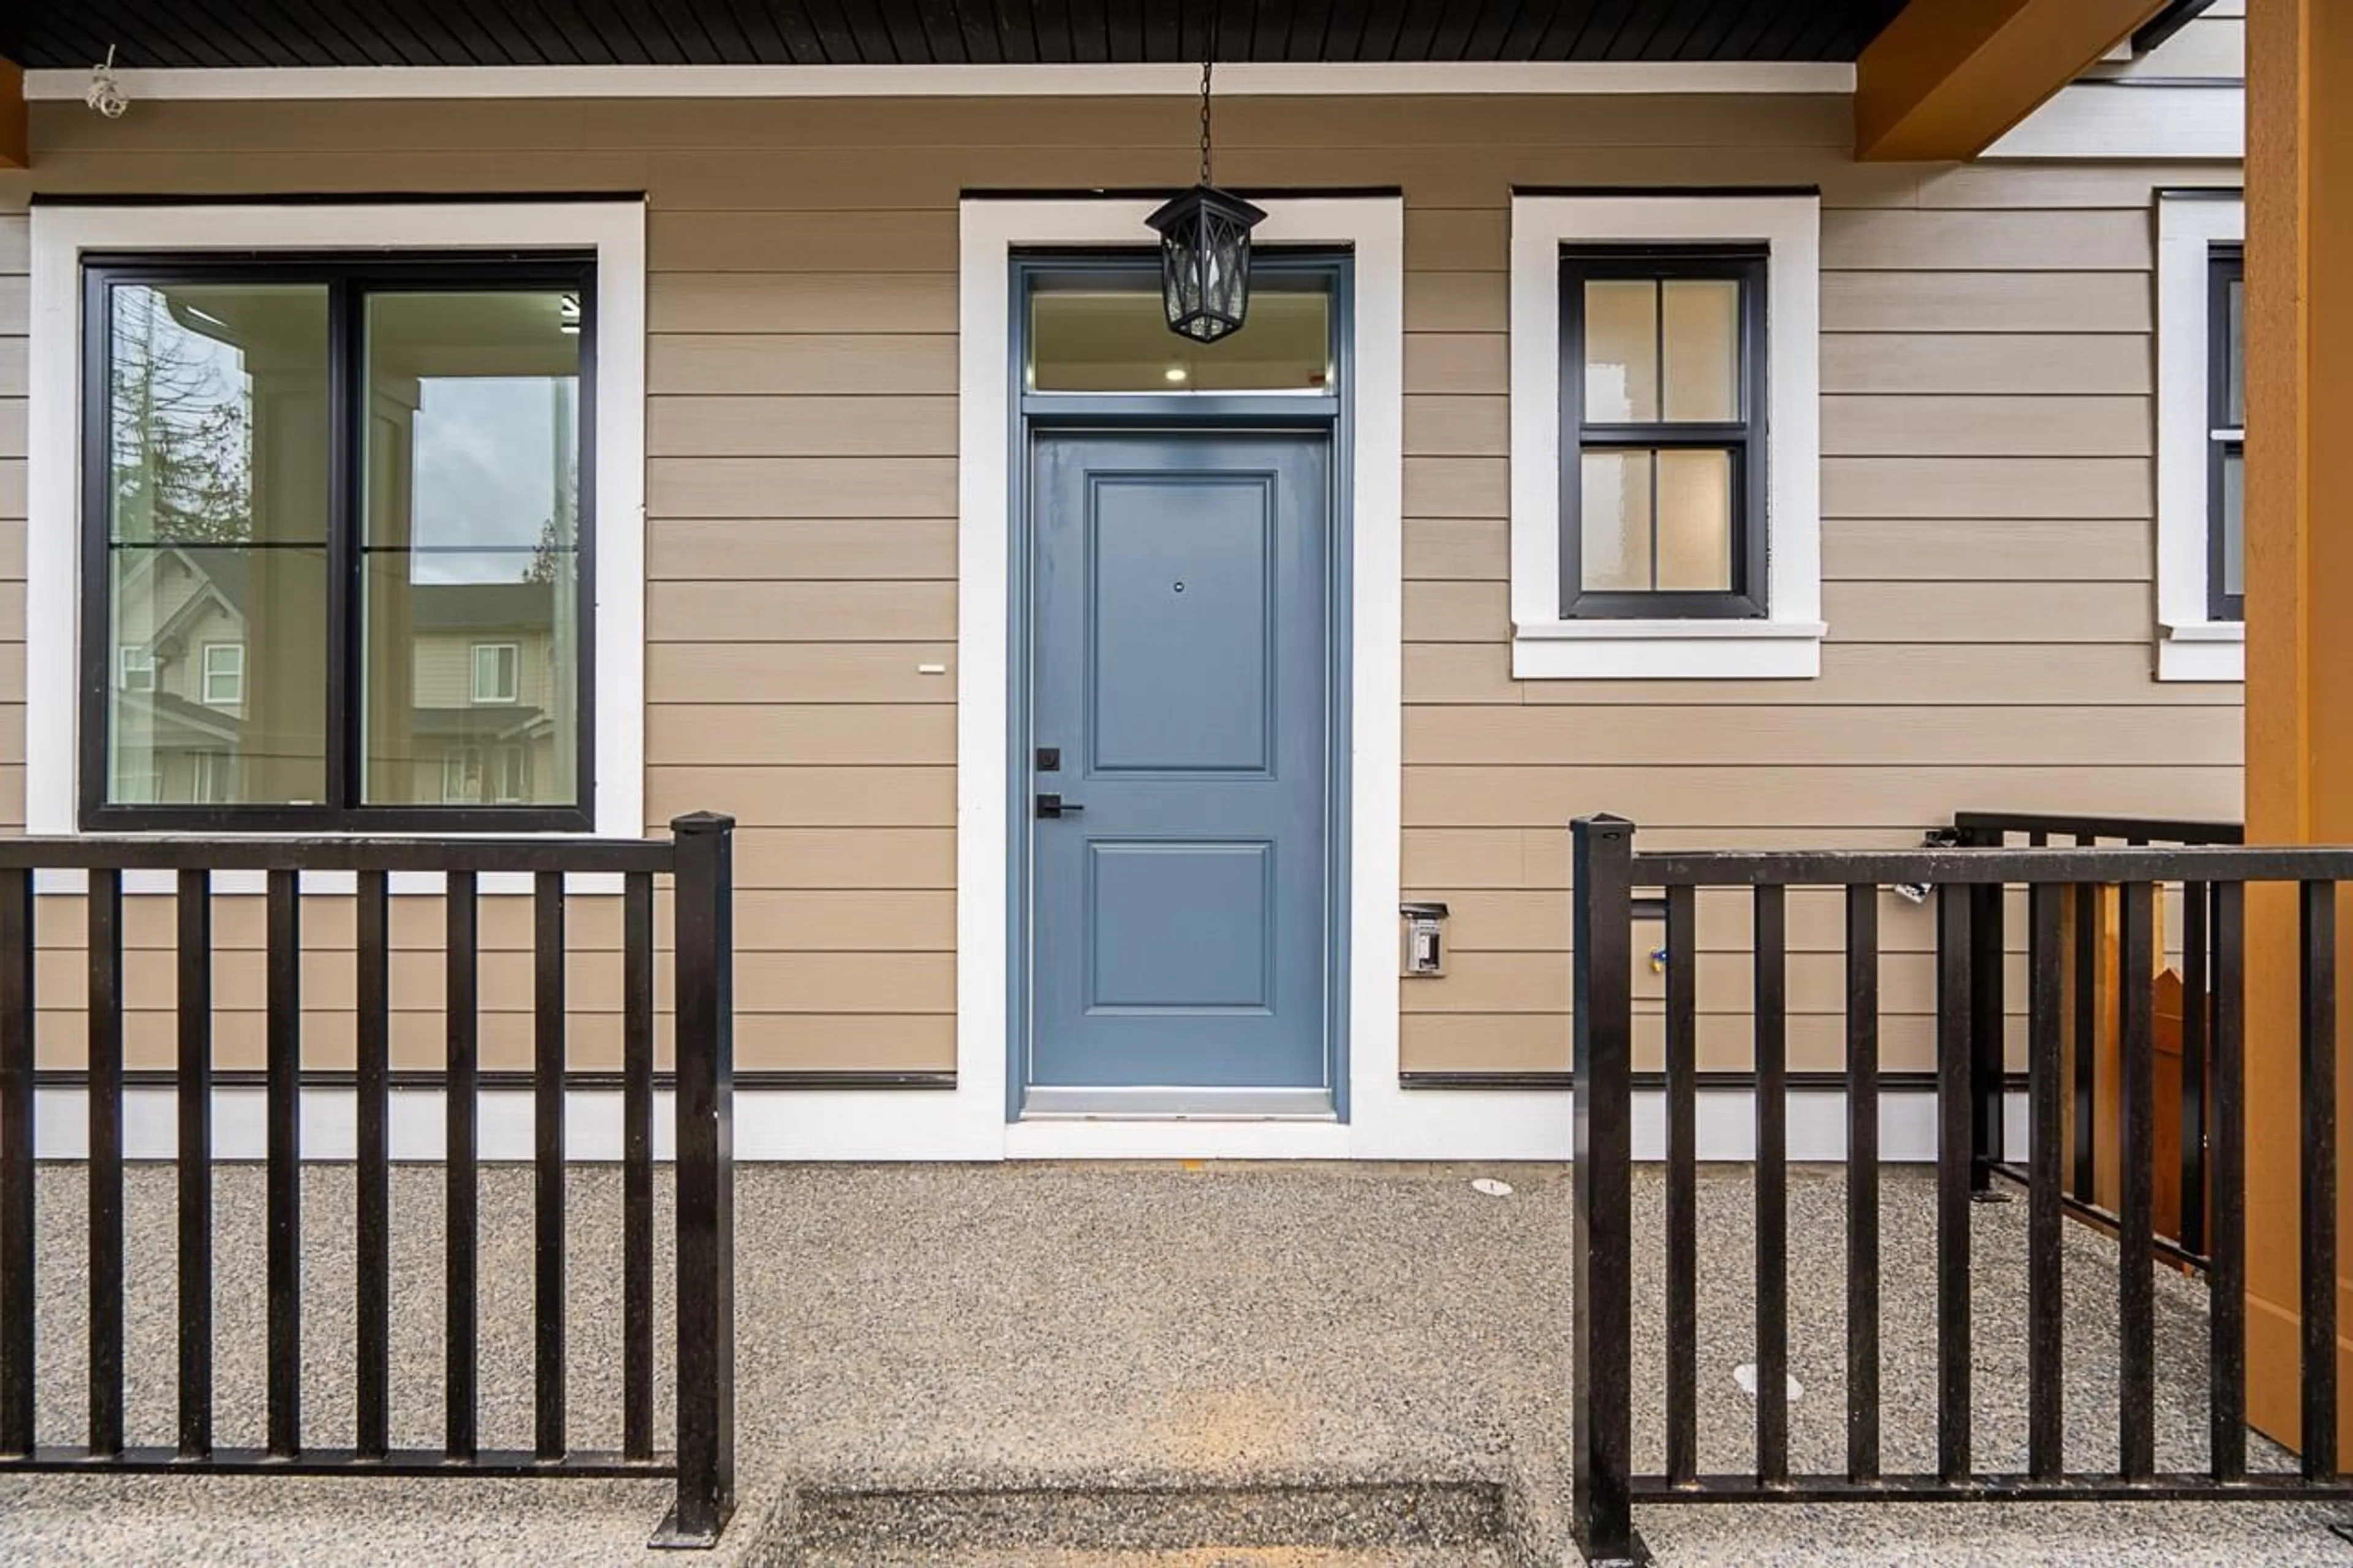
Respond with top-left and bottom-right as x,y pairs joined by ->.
110,289 -> 256,547
102,281 -> 328,813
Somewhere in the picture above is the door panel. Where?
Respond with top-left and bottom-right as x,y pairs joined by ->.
1027,431 -> 1332,1094
1088,478 -> 1275,776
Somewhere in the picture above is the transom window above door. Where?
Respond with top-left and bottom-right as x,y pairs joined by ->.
1023,263 -> 1335,395
83,255 -> 593,831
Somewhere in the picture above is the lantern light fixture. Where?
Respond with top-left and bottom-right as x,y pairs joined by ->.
1146,51 -> 1265,344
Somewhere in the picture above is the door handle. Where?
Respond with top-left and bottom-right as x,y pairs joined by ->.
1036,793 -> 1086,819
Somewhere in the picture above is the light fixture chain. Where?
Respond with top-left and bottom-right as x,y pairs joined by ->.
1199,56 -> 1214,186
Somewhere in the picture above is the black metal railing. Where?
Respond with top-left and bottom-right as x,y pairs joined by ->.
1955,811 -> 2242,1271
1569,812 -> 2352,1566
0,811 -> 737,1548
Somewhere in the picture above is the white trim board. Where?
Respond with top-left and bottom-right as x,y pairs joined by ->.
24,201 -> 650,865
23,61 -> 1856,103
26,1085 -> 2025,1164
1507,192 -> 1824,680
2154,189 -> 2245,683
954,195 -> 1416,1161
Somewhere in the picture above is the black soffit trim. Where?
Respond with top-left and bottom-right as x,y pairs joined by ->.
16,2 -> 1909,70
1400,1069 -> 2033,1093
2071,75 -> 2243,89
35,1068 -> 958,1092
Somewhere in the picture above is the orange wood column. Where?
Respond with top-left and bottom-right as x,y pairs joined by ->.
2243,0 -> 2353,1461
0,61 -> 25,171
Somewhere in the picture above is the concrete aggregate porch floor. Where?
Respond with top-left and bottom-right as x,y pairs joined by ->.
0,1161 -> 2346,1566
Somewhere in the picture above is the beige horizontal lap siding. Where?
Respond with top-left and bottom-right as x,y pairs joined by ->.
6,94 -> 2237,1083
0,211 -> 19,909
1400,154 -> 2235,1081
2091,3 -> 2244,81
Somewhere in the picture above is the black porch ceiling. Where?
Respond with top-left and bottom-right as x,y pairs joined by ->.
18,2 -> 1908,70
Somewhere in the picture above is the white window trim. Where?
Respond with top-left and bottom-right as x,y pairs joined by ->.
471,640 -> 521,705
1509,194 -> 1824,680
199,642 -> 245,707
25,200 -> 648,891
2156,191 -> 2246,683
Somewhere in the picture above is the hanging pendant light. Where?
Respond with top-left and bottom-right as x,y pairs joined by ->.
1148,47 -> 1264,343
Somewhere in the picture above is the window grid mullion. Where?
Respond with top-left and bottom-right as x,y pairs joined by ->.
1578,423 -> 1750,447
326,275 -> 360,815
1646,449 -> 1661,594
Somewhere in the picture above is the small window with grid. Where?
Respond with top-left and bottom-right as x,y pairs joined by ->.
2208,244 -> 2244,623
1559,248 -> 1767,618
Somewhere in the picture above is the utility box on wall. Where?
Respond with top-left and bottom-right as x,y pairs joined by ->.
1400,902 -> 1448,977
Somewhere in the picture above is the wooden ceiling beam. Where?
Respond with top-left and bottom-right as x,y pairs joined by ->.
0,59 -> 24,170
1854,0 -> 2168,162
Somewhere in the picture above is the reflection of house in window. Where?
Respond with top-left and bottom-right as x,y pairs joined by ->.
120,556 -> 566,810
110,548 -> 252,806
442,741 -> 532,806
407,583 -> 561,808
470,641 -> 520,705
200,642 -> 245,707
116,647 -> 156,692
441,746 -> 482,805
191,750 -> 237,804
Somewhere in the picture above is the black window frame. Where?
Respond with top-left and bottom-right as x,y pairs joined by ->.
2208,243 -> 2245,624
1558,245 -> 1768,619
79,250 -> 598,834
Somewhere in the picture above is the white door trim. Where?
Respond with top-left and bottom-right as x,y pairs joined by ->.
950,195 -> 1403,1161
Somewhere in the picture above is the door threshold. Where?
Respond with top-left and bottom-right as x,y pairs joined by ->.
1020,1086 -> 1337,1120
1020,1112 -> 1343,1124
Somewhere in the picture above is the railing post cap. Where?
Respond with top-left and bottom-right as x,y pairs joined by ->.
670,811 -> 737,836
1575,812 -> 1637,834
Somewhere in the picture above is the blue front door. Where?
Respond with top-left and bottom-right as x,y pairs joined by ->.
1025,431 -> 1333,1100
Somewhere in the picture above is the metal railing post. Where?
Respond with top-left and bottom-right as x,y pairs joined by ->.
1962,827 -> 2007,1192
1571,815 -> 1648,1566
657,812 -> 737,1550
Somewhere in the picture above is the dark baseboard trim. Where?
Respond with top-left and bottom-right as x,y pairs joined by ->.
36,1068 -> 957,1093
1400,1069 -> 2031,1093
1400,1071 -> 1575,1091
32,191 -> 649,207
963,185 -> 1404,202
